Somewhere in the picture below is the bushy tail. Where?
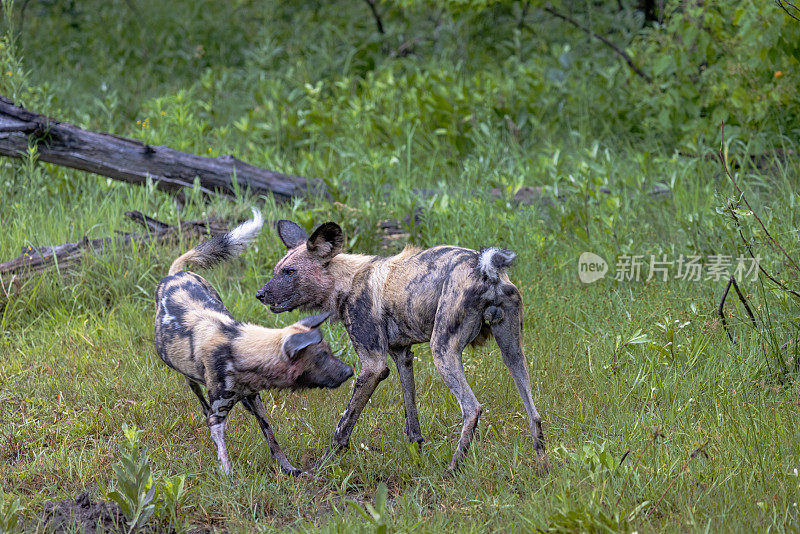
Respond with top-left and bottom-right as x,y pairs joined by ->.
168,208 -> 263,275
478,247 -> 516,282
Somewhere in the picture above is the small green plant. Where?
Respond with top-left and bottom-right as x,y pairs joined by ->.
157,474 -> 191,533
348,482 -> 390,534
652,315 -> 691,360
547,444 -> 650,533
0,490 -> 24,533
106,425 -> 158,534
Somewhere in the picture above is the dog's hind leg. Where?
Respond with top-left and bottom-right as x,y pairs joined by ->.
390,346 -> 423,448
430,310 -> 484,473
242,394 -> 301,476
489,284 -> 547,466
188,379 -> 210,417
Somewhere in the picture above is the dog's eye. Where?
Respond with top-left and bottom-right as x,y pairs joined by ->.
282,268 -> 296,276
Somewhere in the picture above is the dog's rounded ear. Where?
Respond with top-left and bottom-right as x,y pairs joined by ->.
297,312 -> 331,329
284,328 -> 323,359
307,222 -> 343,260
276,220 -> 309,249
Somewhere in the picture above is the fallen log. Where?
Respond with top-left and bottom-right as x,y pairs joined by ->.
0,97 -> 675,209
0,96 -> 317,201
0,211 -> 230,282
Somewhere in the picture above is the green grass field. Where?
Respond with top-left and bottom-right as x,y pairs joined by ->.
1,0 -> 800,532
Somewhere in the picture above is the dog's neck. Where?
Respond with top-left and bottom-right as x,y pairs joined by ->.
324,252 -> 375,318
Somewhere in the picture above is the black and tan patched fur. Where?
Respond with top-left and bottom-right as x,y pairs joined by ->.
154,210 -> 352,476
257,220 -> 546,473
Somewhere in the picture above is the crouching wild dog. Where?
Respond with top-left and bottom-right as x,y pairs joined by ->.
256,220 -> 546,473
154,209 -> 353,475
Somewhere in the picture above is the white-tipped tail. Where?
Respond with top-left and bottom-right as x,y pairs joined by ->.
228,207 -> 264,251
168,208 -> 264,275
478,247 -> 516,282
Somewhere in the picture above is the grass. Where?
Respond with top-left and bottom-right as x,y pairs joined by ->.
2,0 -> 800,532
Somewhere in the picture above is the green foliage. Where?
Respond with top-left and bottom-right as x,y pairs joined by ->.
547,444 -> 649,533
157,474 -> 192,533
0,0 -> 25,104
106,425 -> 158,534
347,482 -> 391,534
0,491 -> 24,533
637,0 -> 800,147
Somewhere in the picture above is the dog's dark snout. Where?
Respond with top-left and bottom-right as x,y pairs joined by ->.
255,285 -> 268,303
332,360 -> 354,387
340,362 -> 354,382
321,358 -> 353,389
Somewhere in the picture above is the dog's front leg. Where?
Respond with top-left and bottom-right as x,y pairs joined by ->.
330,309 -> 390,452
390,346 -> 423,448
207,393 -> 238,476
330,351 -> 390,452
242,394 -> 301,476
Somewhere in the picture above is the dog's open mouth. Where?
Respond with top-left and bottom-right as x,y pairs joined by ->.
269,301 -> 294,313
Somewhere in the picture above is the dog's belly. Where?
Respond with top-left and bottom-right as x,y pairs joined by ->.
155,326 -> 206,383
386,313 -> 432,347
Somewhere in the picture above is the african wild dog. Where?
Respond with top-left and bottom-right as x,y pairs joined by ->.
154,209 -> 353,475
256,220 -> 546,472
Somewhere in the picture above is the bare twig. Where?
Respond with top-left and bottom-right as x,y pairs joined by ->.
0,273 -> 17,298
616,429 -> 664,507
719,275 -> 758,345
539,4 -> 652,82
124,210 -> 172,232
519,0 -> 531,28
730,276 -> 758,328
389,37 -> 420,58
776,0 -> 800,21
645,440 -> 709,519
719,124 -> 800,276
364,0 -> 385,34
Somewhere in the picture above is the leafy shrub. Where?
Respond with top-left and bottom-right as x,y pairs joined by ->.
157,474 -> 192,533
106,425 -> 158,534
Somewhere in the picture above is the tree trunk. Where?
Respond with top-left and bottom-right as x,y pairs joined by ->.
0,96 -> 320,201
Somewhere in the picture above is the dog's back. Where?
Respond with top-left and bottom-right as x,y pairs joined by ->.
155,270 -> 238,382
342,245 -> 515,348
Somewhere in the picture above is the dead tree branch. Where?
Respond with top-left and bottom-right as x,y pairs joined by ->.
0,96 -> 319,201
540,4 -> 653,83
0,212 -> 230,281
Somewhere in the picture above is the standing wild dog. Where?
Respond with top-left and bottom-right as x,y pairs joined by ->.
256,220 -> 546,472
154,209 -> 353,475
